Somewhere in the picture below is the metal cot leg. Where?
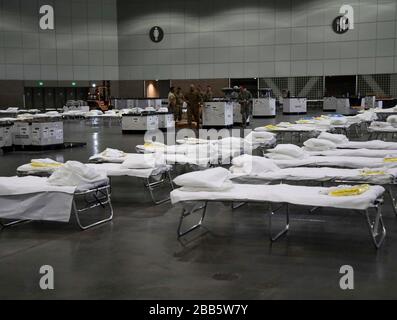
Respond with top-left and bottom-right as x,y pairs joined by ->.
177,202 -> 208,238
387,187 -> 397,216
145,170 -> 174,205
74,186 -> 114,230
364,203 -> 386,249
268,203 -> 290,242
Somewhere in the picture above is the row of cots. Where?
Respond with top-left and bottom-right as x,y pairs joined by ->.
1,130 -> 397,249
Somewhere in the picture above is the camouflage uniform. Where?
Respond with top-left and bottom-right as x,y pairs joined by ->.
238,90 -> 253,127
185,90 -> 203,128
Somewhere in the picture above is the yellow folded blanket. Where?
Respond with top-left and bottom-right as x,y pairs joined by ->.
144,142 -> 163,148
264,125 -> 279,131
329,184 -> 370,197
360,170 -> 386,176
31,161 -> 63,168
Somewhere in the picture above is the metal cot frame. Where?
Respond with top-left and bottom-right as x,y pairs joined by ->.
233,175 -> 397,217
17,164 -> 175,206
176,197 -> 386,249
0,183 -> 114,231
368,129 -> 397,141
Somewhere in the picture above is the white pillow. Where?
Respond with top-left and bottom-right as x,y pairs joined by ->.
48,161 -> 106,187
121,154 -> 158,169
173,167 -> 231,189
304,138 -> 337,151
387,115 -> 397,124
232,155 -> 280,175
318,132 -> 349,145
244,131 -> 275,143
268,144 -> 306,158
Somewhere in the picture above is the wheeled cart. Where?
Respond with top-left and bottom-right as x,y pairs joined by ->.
122,113 -> 159,133
202,102 -> 234,128
253,98 -> 276,117
233,102 -> 251,125
323,97 -> 337,112
336,98 -> 351,115
0,119 -> 14,149
362,96 -> 376,109
283,98 -> 307,114
157,112 -> 175,130
13,116 -> 64,148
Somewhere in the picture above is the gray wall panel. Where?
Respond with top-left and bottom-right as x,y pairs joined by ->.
0,0 -> 118,80
117,0 -> 397,80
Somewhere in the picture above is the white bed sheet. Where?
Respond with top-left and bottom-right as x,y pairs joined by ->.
271,156 -> 397,169
171,184 -> 384,210
305,148 -> 397,158
86,163 -> 170,178
338,140 -> 397,150
17,163 -> 169,179
231,167 -> 397,185
0,176 -> 76,222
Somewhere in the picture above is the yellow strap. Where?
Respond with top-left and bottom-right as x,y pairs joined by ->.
384,158 -> 397,163
329,184 -> 370,197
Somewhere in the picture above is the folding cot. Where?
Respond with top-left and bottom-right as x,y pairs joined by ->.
171,183 -> 386,249
0,176 -> 113,230
17,158 -> 174,205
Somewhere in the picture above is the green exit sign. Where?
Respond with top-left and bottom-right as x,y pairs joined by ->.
39,81 -> 44,86
72,82 -> 76,86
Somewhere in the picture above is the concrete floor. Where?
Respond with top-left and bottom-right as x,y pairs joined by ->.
0,110 -> 397,300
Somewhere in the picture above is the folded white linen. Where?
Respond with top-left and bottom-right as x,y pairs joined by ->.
157,107 -> 169,113
370,121 -> 392,128
173,167 -> 231,190
230,166 -> 397,185
176,137 -> 210,145
17,163 -> 58,175
48,161 -> 107,187
45,111 -> 60,116
266,153 -> 298,160
171,184 -> 385,210
180,180 -> 234,192
164,154 -> 216,167
271,156 -> 397,169
86,110 -> 103,116
231,155 -> 280,175
102,148 -> 125,158
218,137 -> 246,149
305,148 -> 397,158
121,153 -> 165,169
89,149 -> 128,163
244,131 -> 275,145
303,138 -> 337,151
86,163 -> 169,178
318,132 -> 349,144
5,107 -> 18,112
339,140 -> 397,150
268,144 -> 306,159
